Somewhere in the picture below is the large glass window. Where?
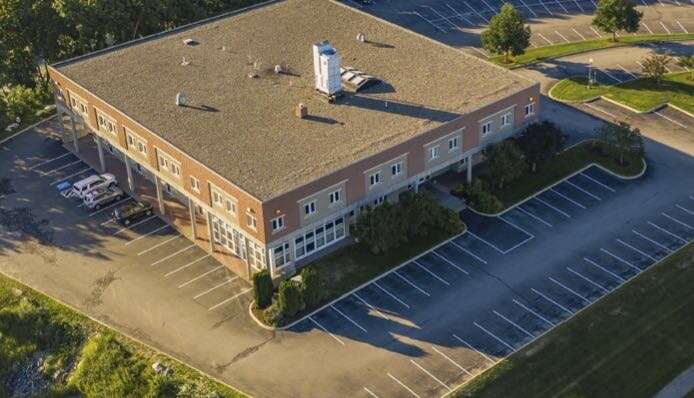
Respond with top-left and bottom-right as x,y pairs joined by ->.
294,215 -> 346,260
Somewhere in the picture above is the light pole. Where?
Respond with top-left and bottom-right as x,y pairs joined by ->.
587,58 -> 594,88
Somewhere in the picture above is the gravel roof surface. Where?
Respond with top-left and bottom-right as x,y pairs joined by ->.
56,0 -> 535,200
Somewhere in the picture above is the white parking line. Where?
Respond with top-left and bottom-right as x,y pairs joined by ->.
531,288 -> 573,315
659,21 -> 671,34
550,188 -> 586,209
572,28 -> 586,40
461,0 -> 489,23
331,304 -> 368,333
165,254 -> 211,277
50,167 -> 91,185
653,111 -> 686,129
412,10 -> 447,33
432,250 -> 470,275
538,33 -> 554,45
512,299 -> 555,327
29,153 -> 71,170
553,0 -> 569,12
467,231 -> 505,253
535,0 -> 554,15
601,69 -> 624,83
632,229 -> 672,253
478,0 -> 498,13
353,292 -> 390,320
499,215 -> 534,239
617,64 -> 638,79
450,240 -> 487,264
579,172 -> 616,192
138,235 -> 181,256
364,387 -> 380,398
572,0 -> 585,12
590,26 -> 602,37
432,346 -> 473,376
566,266 -> 610,293
493,310 -> 534,338
473,321 -> 515,351
411,359 -> 452,392
423,5 -> 460,30
150,243 -> 196,266
394,270 -> 431,296
584,102 -> 618,118
373,281 -> 410,308
642,22 -> 654,34
112,215 -> 157,236
518,0 -> 538,17
388,373 -> 421,398
676,204 -> 694,216
564,180 -> 602,201
124,224 -> 171,246
600,248 -> 642,272
87,197 -> 131,218
549,276 -> 590,303
193,277 -> 237,299
445,3 -> 475,25
178,265 -> 223,288
100,219 -> 114,226
413,260 -> 451,286
308,316 -> 345,346
616,238 -> 657,261
555,30 -> 570,43
452,333 -> 498,364
662,212 -> 693,229
534,197 -> 571,218
207,287 -> 252,311
40,159 -> 83,176
648,221 -> 687,243
584,257 -> 626,282
677,21 -> 688,33
516,205 -> 553,227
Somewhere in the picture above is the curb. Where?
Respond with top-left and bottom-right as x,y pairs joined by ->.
0,270 -> 252,398
249,223 -> 468,331
0,113 -> 57,145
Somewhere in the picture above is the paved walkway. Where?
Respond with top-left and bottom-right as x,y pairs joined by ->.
654,365 -> 694,398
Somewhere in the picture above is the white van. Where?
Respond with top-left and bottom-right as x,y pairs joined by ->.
71,173 -> 117,199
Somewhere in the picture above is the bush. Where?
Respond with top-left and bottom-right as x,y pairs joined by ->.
483,140 -> 526,189
252,270 -> 273,309
451,183 -> 467,198
262,302 -> 283,326
467,179 -> 503,214
517,121 -> 567,172
352,201 -> 407,254
3,84 -> 50,123
441,208 -> 465,234
278,281 -> 304,318
300,267 -> 323,308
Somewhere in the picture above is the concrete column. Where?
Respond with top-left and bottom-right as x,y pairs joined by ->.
206,210 -> 215,253
69,115 -> 79,154
244,238 -> 253,280
466,156 -> 472,184
124,156 -> 135,193
96,135 -> 106,173
188,197 -> 197,239
154,176 -> 165,215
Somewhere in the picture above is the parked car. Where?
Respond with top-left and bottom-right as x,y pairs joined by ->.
70,173 -> 117,199
112,200 -> 153,225
83,186 -> 124,210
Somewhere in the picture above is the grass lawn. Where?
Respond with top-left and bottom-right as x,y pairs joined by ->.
490,34 -> 694,68
479,140 -> 643,211
0,272 -> 246,397
551,73 -> 694,113
453,242 -> 694,398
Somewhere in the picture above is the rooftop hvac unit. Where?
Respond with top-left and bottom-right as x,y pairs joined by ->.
312,41 -> 342,97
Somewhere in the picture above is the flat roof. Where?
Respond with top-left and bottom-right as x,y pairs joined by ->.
55,0 -> 535,200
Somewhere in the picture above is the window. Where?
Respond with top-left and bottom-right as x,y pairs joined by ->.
373,195 -> 386,206
271,215 -> 285,232
190,177 -> 200,192
126,130 -> 147,156
212,189 -> 223,206
272,242 -> 291,268
482,121 -> 493,136
329,189 -> 341,205
448,136 -> 459,151
501,113 -> 512,126
294,215 -> 346,260
429,145 -> 440,160
391,161 -> 403,176
524,103 -> 535,117
97,112 -> 116,134
246,213 -> 257,230
157,150 -> 181,178
304,201 -> 317,216
164,183 -> 174,195
369,171 -> 381,187
225,199 -> 236,215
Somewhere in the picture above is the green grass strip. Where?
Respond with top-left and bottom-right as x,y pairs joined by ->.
453,242 -> 694,398
491,34 -> 694,68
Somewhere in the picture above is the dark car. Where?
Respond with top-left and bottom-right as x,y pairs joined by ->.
112,201 -> 153,225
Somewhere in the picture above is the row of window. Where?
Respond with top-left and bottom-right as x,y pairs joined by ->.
211,214 -> 265,269
293,215 -> 346,262
369,158 -> 404,189
428,135 -> 460,161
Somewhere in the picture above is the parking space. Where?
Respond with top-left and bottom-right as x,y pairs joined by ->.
578,98 -> 694,134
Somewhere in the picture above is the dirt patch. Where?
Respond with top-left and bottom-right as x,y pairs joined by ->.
83,270 -> 118,308
0,207 -> 52,245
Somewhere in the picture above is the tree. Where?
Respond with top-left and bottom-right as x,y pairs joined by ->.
641,52 -> 672,85
599,121 -> 644,165
592,0 -> 642,42
300,267 -> 323,308
516,121 -> 567,172
252,269 -> 273,309
277,280 -> 303,318
483,140 -> 526,189
481,4 -> 531,64
352,202 -> 406,254
676,55 -> 694,80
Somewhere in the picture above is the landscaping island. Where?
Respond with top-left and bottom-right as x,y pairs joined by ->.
0,273 -> 245,397
452,242 -> 694,398
550,72 -> 694,113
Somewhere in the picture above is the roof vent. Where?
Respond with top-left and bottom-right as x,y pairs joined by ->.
274,64 -> 283,74
295,103 -> 307,119
183,38 -> 197,46
175,92 -> 188,106
340,67 -> 380,92
248,61 -> 260,79
313,41 -> 342,97
181,56 -> 190,66
356,32 -> 366,43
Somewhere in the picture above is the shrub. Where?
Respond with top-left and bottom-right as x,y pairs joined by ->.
451,183 -> 467,198
467,179 -> 503,214
517,121 -> 567,172
300,267 -> 323,308
483,140 -> 526,189
3,84 -> 50,123
441,208 -> 465,234
252,270 -> 273,309
352,201 -> 407,254
277,280 -> 304,318
262,302 -> 283,326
